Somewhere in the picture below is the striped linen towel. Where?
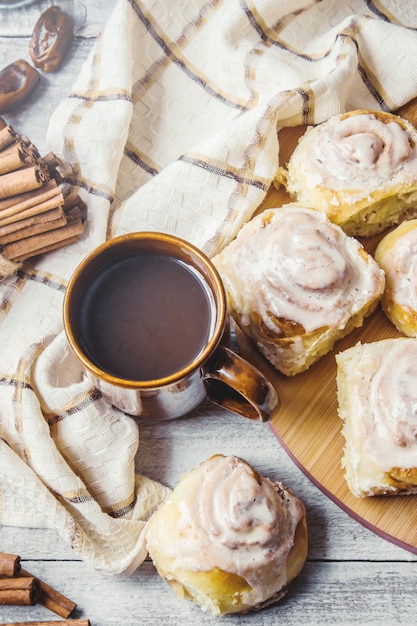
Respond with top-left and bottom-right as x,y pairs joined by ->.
1,0 -> 417,575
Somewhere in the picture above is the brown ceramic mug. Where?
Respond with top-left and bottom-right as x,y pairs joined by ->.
63,232 -> 278,421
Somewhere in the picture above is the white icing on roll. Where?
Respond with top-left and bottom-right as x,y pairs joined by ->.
347,340 -> 417,469
149,455 -> 304,596
217,206 -> 384,335
378,222 -> 417,312
289,112 -> 417,196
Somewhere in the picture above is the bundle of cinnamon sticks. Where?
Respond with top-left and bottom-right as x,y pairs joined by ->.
0,116 -> 86,266
0,551 -> 90,625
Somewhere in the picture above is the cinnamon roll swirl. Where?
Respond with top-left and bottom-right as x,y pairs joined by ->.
336,338 -> 417,498
145,454 -> 307,616
213,205 -> 385,376
279,110 -> 417,236
375,219 -> 417,337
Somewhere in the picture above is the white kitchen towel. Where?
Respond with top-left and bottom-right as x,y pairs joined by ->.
2,0 -> 417,575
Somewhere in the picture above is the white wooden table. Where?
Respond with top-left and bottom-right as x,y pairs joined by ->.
1,2 -> 416,625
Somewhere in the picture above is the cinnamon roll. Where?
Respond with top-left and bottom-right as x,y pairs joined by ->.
213,205 -> 385,376
375,219 -> 417,337
336,338 -> 417,498
145,454 -> 307,616
279,110 -> 417,236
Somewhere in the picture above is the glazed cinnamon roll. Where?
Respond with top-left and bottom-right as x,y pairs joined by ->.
375,219 -> 417,337
279,110 -> 417,236
213,205 -> 385,376
145,455 -> 307,616
336,338 -> 417,498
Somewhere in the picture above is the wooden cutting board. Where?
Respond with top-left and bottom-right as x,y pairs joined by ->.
237,101 -> 417,554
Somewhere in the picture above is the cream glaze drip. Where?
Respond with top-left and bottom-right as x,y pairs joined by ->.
292,113 -> 417,192
161,455 -> 304,592
349,340 -> 417,468
380,225 -> 417,310
216,206 -> 384,334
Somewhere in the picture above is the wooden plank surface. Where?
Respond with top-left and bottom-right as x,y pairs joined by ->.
1,558 -> 417,626
2,407 -> 417,625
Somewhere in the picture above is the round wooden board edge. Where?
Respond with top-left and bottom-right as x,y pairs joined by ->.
236,324 -> 417,557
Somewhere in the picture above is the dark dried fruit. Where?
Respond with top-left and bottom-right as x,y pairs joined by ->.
0,59 -> 40,114
29,5 -> 74,73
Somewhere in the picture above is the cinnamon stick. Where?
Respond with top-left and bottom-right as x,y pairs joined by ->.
21,136 -> 41,161
0,619 -> 90,626
0,552 -> 21,577
0,188 -> 64,227
0,123 -> 85,262
0,179 -> 59,212
0,165 -> 49,200
0,206 -> 64,237
0,576 -> 40,606
64,194 -> 87,221
20,568 -> 77,619
0,211 -> 67,244
0,124 -> 18,151
65,206 -> 83,222
39,151 -> 61,172
13,235 -> 81,261
62,185 -> 81,209
2,217 -> 84,261
0,141 -> 31,175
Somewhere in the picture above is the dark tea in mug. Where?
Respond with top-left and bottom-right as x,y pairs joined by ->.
64,232 -> 274,421
78,251 -> 216,381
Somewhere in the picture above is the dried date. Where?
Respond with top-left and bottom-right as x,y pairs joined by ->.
29,5 -> 74,73
0,60 -> 40,114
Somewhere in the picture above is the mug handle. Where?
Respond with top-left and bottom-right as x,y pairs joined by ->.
201,346 -> 279,422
